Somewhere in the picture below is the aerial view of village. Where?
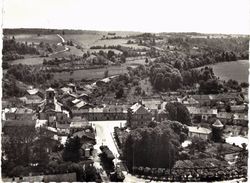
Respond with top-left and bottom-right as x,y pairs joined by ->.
1,27 -> 249,182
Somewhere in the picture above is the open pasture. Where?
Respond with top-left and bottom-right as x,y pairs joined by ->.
9,34 -> 61,45
11,56 -> 45,65
53,65 -> 128,81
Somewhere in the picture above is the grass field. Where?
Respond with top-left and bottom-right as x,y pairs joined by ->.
53,65 -> 128,81
10,34 -> 61,44
63,34 -> 102,51
50,45 -> 84,58
63,34 -> 149,51
52,56 -> 153,81
11,56 -> 45,65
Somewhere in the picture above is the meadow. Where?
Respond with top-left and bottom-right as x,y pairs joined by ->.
53,65 -> 128,81
10,57 -> 45,65
10,34 -> 61,44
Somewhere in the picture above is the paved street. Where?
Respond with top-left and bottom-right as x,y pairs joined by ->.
90,120 -> 126,182
90,120 -> 151,182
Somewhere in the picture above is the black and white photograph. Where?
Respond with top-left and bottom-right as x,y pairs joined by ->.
1,0 -> 249,182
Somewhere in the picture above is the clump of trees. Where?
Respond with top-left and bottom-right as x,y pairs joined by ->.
123,121 -> 188,171
3,37 -> 39,61
165,102 -> 191,125
2,78 -> 26,97
62,136 -> 81,162
6,64 -> 53,85
149,63 -> 183,91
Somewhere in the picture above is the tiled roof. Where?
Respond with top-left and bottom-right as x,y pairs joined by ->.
187,107 -> 217,115
103,105 -> 126,113
3,119 -> 36,127
217,112 -> 233,119
130,103 -> 150,114
188,126 -> 211,134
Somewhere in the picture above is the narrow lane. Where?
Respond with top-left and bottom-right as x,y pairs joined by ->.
48,34 -> 69,56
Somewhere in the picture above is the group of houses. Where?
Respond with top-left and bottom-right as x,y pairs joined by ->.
2,81 -> 248,154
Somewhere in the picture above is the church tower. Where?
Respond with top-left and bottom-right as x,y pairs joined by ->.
45,87 -> 56,110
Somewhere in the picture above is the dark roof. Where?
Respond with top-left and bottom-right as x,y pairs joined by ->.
103,105 -> 126,113
73,130 -> 95,140
3,119 -> 36,127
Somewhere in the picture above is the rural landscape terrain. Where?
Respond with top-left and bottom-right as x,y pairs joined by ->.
1,28 -> 249,182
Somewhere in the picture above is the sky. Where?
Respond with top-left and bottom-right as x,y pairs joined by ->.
2,0 -> 250,34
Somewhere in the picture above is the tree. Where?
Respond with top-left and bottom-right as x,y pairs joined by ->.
189,136 -> 208,153
240,82 -> 249,88
9,165 -> 29,177
85,165 -> 98,181
2,126 -> 36,177
199,79 -> 223,94
135,86 -> 142,95
62,136 -> 81,162
107,50 -> 115,59
165,102 -> 191,125
216,143 -> 225,159
116,88 -> 124,99
104,70 -> 109,78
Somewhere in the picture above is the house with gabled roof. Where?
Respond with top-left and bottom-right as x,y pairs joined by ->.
187,106 -> 217,122
19,88 -> 44,107
177,95 -> 199,107
128,102 -> 152,129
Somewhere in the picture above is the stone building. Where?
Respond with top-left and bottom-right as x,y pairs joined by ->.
127,103 -> 152,129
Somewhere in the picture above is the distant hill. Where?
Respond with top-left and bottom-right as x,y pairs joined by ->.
3,28 -> 141,37
3,28 -> 100,35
